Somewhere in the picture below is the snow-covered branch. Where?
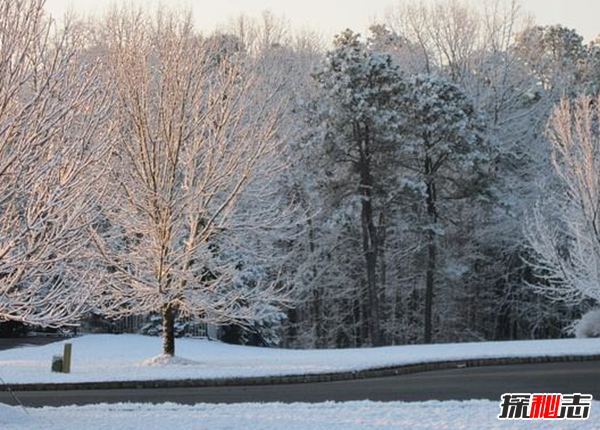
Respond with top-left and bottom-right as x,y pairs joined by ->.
0,0 -> 112,326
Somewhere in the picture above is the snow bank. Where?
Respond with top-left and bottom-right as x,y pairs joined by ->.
0,334 -> 598,385
3,400 -> 598,430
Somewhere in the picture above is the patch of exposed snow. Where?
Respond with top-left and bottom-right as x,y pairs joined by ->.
139,354 -> 201,366
0,403 -> 29,426
0,334 -> 598,385
2,401 -> 598,430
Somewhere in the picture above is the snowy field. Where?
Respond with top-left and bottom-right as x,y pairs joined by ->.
0,334 -> 598,384
2,400 -> 599,430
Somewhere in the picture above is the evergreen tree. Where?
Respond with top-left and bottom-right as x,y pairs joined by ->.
303,30 -> 408,346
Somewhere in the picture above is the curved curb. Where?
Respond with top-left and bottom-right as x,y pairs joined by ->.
2,353 -> 599,392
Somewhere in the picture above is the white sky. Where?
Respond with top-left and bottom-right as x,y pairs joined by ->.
44,0 -> 600,42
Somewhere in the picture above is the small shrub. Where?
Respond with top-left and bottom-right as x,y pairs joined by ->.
575,309 -> 600,338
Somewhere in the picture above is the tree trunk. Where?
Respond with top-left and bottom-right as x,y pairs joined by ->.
424,155 -> 437,344
378,210 -> 387,342
424,225 -> 436,343
308,218 -> 323,348
285,308 -> 297,347
358,143 -> 382,347
162,303 -> 176,356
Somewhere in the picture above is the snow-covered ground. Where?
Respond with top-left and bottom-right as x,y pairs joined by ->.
2,400 -> 598,430
0,334 -> 598,384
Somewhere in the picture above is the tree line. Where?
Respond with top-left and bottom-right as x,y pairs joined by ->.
1,0 -> 599,355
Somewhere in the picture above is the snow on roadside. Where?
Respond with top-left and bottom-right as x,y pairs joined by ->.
2,400 -> 598,430
0,403 -> 28,426
0,334 -> 598,384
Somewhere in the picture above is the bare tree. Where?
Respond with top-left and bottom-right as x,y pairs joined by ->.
92,8 -> 292,356
383,0 -> 482,80
526,95 -> 600,306
0,0 -> 111,326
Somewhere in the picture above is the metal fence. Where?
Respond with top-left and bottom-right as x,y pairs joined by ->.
110,315 -> 212,338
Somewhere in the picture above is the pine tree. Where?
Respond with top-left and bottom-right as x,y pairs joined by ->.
303,30 -> 408,346
399,75 -> 489,343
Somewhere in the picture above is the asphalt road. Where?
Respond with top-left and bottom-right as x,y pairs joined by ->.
1,361 -> 598,407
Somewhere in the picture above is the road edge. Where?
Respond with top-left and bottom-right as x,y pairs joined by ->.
3,353 -> 600,392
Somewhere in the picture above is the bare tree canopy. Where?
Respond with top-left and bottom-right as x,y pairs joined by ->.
90,8 -> 293,355
527,95 -> 600,306
0,0 -> 111,326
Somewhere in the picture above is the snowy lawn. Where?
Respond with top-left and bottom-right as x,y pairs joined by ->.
0,334 -> 598,384
2,400 -> 598,430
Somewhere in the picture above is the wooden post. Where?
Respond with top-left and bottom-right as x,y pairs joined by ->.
63,342 -> 72,374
